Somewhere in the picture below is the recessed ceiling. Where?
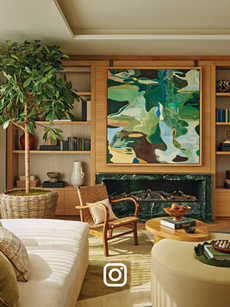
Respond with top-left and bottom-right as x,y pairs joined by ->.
0,0 -> 230,56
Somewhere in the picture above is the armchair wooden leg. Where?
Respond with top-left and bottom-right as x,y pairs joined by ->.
133,222 -> 138,245
109,229 -> 113,238
103,230 -> 109,257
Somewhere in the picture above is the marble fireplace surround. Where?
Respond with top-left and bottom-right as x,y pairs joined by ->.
95,173 -> 213,223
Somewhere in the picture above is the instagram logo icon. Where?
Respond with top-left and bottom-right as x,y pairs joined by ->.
103,263 -> 127,287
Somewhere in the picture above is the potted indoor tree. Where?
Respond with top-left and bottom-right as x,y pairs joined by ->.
0,39 -> 80,218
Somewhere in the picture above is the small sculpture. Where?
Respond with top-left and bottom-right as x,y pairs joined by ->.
47,172 -> 60,183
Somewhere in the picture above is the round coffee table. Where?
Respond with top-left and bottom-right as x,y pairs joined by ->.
145,217 -> 209,244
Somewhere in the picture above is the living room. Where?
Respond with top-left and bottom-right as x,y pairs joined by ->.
1,1 -> 230,307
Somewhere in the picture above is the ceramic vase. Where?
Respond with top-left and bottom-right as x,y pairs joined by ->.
20,133 -> 35,150
71,161 -> 84,187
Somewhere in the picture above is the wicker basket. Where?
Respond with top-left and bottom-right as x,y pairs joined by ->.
0,188 -> 58,219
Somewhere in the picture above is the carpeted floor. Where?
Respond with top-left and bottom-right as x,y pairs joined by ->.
76,230 -> 153,306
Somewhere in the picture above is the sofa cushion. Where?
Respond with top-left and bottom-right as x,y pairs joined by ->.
1,219 -> 89,252
0,227 -> 29,281
17,242 -> 88,307
87,198 -> 118,224
0,251 -> 19,307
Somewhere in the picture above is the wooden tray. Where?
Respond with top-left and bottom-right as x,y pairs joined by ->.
212,240 -> 230,254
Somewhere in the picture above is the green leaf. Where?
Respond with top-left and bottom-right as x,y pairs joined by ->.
3,119 -> 10,129
50,130 -> 56,139
41,77 -> 47,83
23,78 -> 31,87
28,121 -> 34,134
43,131 -> 48,141
51,138 -> 57,145
6,40 -> 11,46
54,128 -> 63,133
62,54 -> 69,59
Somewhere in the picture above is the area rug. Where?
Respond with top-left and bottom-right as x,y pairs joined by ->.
77,230 -> 153,305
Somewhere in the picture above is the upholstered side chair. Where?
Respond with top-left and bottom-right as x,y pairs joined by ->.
76,182 -> 139,257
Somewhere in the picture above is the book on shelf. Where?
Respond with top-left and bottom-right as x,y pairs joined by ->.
81,100 -> 91,121
160,217 -> 196,229
216,108 -> 230,122
204,244 -> 230,260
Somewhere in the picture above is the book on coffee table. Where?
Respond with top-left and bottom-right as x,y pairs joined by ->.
204,244 -> 230,260
160,217 -> 196,229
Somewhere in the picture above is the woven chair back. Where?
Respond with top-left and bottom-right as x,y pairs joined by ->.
77,183 -> 108,225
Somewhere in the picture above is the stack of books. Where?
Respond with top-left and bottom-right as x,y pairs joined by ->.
204,244 -> 230,260
160,217 -> 196,229
60,137 -> 91,151
216,108 -> 230,122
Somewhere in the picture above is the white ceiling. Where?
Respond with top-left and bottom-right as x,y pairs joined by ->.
1,0 -> 230,56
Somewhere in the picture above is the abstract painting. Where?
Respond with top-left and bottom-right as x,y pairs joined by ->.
107,68 -> 201,164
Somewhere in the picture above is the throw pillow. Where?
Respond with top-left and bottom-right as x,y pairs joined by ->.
0,227 -> 29,282
87,198 -> 118,224
0,251 -> 19,307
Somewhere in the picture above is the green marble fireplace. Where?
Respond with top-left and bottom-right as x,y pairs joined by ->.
95,173 -> 213,223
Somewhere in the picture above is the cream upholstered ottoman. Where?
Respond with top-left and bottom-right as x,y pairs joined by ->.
151,233 -> 230,307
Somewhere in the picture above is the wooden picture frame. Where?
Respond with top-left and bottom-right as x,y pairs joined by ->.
107,67 -> 202,165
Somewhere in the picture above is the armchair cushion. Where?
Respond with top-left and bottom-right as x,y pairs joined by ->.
87,198 -> 118,224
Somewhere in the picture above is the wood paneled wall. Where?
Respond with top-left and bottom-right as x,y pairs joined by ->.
95,60 -> 212,174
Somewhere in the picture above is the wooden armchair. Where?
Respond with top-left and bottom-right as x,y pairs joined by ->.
76,182 -> 139,257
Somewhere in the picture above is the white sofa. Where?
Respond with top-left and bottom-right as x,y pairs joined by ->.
1,218 -> 89,307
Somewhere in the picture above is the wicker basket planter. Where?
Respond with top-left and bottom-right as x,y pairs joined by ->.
0,188 -> 58,219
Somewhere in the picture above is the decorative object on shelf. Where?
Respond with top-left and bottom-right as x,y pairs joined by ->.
42,181 -> 65,188
45,137 -> 57,146
71,161 -> 84,187
218,131 -> 230,151
47,172 -> 60,183
20,133 -> 35,150
0,39 -> 80,195
16,179 -> 40,188
40,145 -> 60,151
163,203 -> 191,221
216,80 -> 230,92
107,68 -> 201,164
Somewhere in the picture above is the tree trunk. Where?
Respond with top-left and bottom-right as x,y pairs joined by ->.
24,122 -> 30,193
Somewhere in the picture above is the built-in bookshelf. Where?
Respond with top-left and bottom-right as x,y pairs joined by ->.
7,61 -> 95,216
214,63 -> 230,217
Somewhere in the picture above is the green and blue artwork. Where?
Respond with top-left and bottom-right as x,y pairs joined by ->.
107,68 -> 201,164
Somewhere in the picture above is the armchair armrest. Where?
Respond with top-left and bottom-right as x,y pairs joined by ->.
110,196 -> 139,218
75,203 -> 109,226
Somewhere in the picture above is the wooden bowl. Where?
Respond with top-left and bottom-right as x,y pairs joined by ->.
164,206 -> 191,221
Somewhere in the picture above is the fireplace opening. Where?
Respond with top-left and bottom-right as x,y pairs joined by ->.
105,179 -> 200,202
95,173 -> 213,223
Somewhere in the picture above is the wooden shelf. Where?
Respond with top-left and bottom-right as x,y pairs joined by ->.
74,91 -> 91,96
216,93 -> 230,97
12,150 -> 91,154
216,122 -> 230,125
216,151 -> 230,154
35,121 -> 91,125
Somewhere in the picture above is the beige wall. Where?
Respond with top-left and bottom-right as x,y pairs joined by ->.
0,126 -> 6,192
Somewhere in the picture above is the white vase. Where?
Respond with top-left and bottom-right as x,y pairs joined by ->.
71,161 -> 84,187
